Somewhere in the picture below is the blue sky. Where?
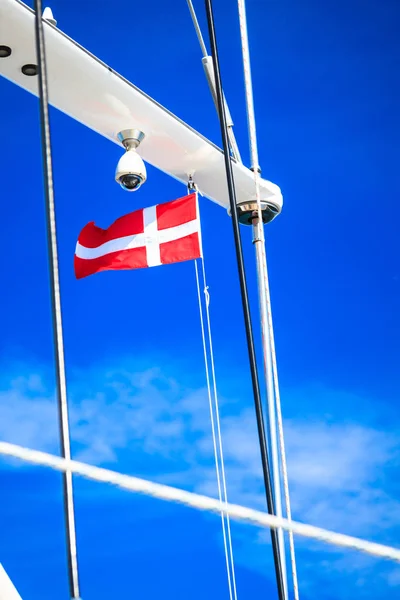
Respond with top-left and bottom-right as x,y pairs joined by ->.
1,0 -> 400,598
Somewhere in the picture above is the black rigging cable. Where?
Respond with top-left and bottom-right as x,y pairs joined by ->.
33,2 -> 81,598
203,1 -> 286,598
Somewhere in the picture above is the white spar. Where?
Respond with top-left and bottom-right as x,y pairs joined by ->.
0,565 -> 22,600
0,0 -> 283,214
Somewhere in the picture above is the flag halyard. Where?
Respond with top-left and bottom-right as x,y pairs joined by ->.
74,193 -> 202,279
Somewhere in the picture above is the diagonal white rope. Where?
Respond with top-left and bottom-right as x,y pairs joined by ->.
195,259 -> 237,600
200,258 -> 239,600
236,1 -> 299,598
2,440 -> 400,563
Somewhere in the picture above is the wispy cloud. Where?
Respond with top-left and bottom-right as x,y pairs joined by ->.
0,359 -> 400,595
0,372 -> 59,456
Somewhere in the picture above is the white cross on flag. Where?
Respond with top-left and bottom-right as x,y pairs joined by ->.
74,193 -> 202,279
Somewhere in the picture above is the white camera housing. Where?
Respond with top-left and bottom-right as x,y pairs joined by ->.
115,129 -> 147,192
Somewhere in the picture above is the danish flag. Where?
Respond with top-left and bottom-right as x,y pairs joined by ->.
74,193 -> 202,279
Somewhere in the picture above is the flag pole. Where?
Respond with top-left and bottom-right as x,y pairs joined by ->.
203,2 -> 286,599
34,2 -> 81,598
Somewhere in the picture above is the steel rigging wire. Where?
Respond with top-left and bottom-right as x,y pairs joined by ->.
33,2 -> 81,598
194,257 -> 238,600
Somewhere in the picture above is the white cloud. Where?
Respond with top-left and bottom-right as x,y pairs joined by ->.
0,361 -> 400,596
0,372 -> 58,456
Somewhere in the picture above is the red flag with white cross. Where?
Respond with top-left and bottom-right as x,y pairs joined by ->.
74,193 -> 202,279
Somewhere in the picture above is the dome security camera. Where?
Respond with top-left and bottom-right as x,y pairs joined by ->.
115,150 -> 147,191
115,129 -> 147,192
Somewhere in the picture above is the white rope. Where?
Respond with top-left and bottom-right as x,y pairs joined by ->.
236,0 -> 263,226
194,259 -> 237,600
1,441 -> 400,563
200,258 -> 239,600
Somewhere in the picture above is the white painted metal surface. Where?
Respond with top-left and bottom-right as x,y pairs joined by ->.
0,565 -> 22,600
0,0 -> 283,213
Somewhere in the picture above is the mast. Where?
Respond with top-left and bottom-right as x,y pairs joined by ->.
33,1 -> 81,598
